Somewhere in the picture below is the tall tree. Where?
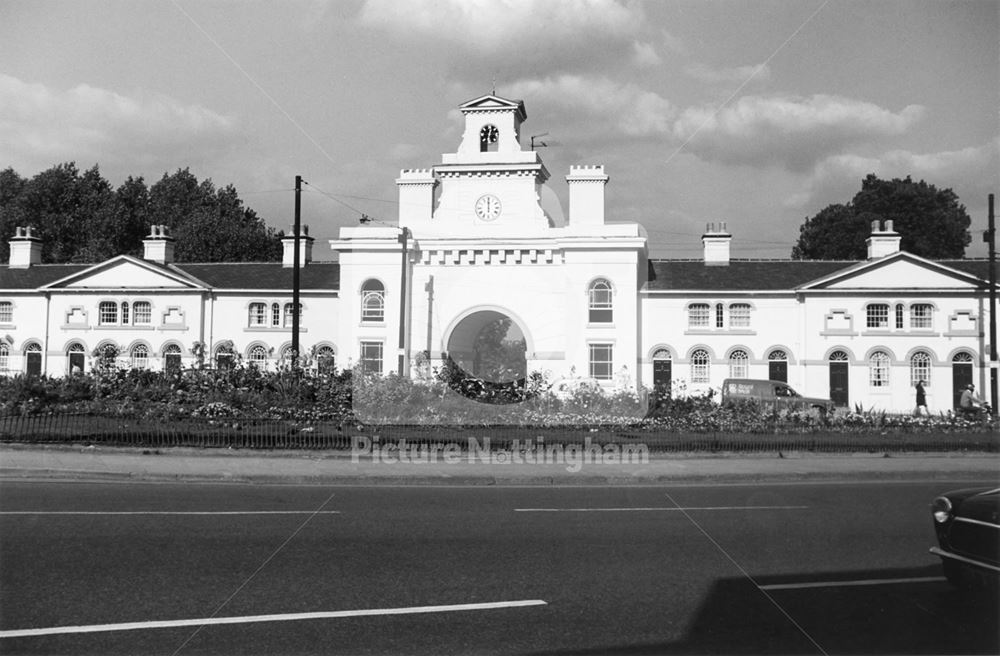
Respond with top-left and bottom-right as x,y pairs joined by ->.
792,174 -> 972,260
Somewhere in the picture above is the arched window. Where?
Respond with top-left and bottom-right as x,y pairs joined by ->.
24,342 -> 42,376
0,343 -> 8,373
283,303 -> 301,328
652,348 -> 671,361
767,349 -> 788,382
271,303 -> 281,327
910,351 -> 931,386
121,301 -> 130,325
953,352 -> 973,363
730,303 -> 751,328
361,280 -> 385,322
911,304 -> 933,329
130,344 -> 149,370
132,301 -> 152,325
869,350 -> 890,387
829,350 -> 849,362
690,349 -> 710,383
728,349 -> 749,378
894,303 -> 904,329
480,124 -> 499,152
715,303 -> 724,328
248,303 -> 267,327
215,344 -> 235,370
164,344 -> 182,373
248,345 -> 268,369
315,346 -> 336,374
588,279 -> 613,323
688,303 -> 710,328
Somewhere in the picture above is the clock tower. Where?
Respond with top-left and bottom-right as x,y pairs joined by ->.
397,94 -> 552,236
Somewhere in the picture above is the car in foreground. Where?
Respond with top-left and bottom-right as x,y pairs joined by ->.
930,487 -> 1000,589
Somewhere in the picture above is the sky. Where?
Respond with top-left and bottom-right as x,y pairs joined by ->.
1,0 -> 997,260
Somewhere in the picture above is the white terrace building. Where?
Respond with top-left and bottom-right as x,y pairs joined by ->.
0,94 -> 995,414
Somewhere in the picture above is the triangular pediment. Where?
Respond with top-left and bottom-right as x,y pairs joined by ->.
459,94 -> 527,120
43,256 -> 204,290
800,252 -> 987,290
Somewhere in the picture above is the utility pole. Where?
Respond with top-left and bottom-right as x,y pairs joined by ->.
987,193 -> 997,410
292,175 -> 302,370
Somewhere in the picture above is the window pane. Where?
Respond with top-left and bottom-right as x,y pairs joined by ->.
589,343 -> 613,380
271,303 -> 281,327
729,349 -> 748,378
362,292 -> 384,322
283,303 -> 301,328
249,303 -> 266,326
249,346 -> 268,368
911,304 -> 932,329
730,304 -> 751,328
133,301 -> 151,325
910,351 -> 931,386
360,341 -> 383,374
99,302 -> 118,325
688,304 -> 709,328
866,304 -> 888,329
130,345 -> 148,370
691,349 -> 710,383
869,351 -> 890,387
0,302 -> 12,323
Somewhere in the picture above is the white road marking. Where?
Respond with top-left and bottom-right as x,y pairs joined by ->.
0,600 -> 548,639
0,511 -> 341,515
759,576 -> 947,591
514,505 -> 808,512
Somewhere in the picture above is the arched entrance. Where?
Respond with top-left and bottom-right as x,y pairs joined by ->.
443,309 -> 528,403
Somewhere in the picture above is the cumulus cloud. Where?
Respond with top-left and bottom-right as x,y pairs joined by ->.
0,73 -> 236,176
508,74 -> 675,137
785,140 -> 999,210
672,94 -> 925,168
358,0 -> 642,51
632,41 -> 661,67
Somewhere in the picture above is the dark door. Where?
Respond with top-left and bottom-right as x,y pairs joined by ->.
829,362 -> 849,407
952,363 -> 973,409
25,351 -> 42,377
653,360 -> 672,403
769,360 -> 787,382
69,351 -> 85,374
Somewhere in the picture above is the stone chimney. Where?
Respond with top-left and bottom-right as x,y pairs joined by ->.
8,226 -> 42,268
702,222 -> 732,266
142,225 -> 175,264
866,219 -> 901,259
566,165 -> 609,226
282,224 -> 314,267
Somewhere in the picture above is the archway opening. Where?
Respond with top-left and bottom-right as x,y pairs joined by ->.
444,310 -> 527,404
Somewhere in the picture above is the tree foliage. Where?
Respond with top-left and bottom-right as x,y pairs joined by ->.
0,163 -> 282,263
792,174 -> 972,260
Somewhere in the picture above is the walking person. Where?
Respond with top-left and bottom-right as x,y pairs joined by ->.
914,379 -> 928,416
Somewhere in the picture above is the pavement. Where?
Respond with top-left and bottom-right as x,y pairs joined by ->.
1,442 -> 999,485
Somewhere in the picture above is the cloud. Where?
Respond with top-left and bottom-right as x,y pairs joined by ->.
672,94 -> 925,168
508,74 -> 675,137
0,74 -> 237,177
358,0 -> 643,51
786,140 -> 999,210
632,41 -> 661,67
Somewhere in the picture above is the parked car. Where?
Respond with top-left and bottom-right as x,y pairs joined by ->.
930,487 -> 1000,589
720,378 -> 834,415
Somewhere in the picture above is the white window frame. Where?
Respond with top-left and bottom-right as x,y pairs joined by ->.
588,343 -> 614,380
248,302 -> 267,327
910,304 -> 933,329
728,349 -> 749,378
360,341 -> 384,374
0,301 -> 13,324
688,303 -> 710,328
866,304 -> 889,329
869,351 -> 890,387
691,348 -> 710,383
910,351 -> 931,387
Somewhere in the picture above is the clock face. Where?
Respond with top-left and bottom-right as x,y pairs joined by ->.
474,194 -> 502,221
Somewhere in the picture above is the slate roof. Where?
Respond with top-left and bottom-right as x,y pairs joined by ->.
0,264 -> 91,290
0,261 -> 340,291
171,262 -> 340,291
645,258 -> 997,292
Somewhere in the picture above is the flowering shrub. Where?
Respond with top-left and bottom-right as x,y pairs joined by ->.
0,364 -> 996,435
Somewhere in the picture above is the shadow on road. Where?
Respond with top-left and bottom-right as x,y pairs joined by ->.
526,564 -> 999,655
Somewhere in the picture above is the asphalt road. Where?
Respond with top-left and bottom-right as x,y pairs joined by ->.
1,479 -> 998,655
